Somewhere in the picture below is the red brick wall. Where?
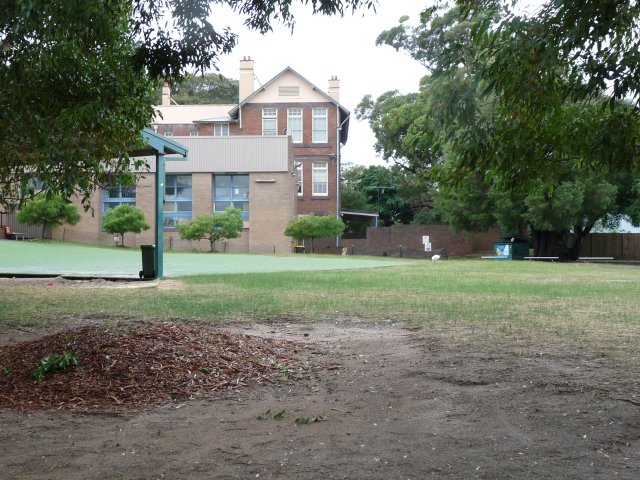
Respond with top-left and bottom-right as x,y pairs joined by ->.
240,103 -> 339,217
312,224 -> 500,258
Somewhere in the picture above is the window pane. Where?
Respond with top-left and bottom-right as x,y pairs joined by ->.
177,201 -> 192,212
177,175 -> 191,187
263,119 -> 277,136
263,108 -> 278,136
312,108 -> 328,143
214,201 -> 232,212
214,123 -> 229,136
164,175 -> 192,229
312,162 -> 328,196
121,186 -> 135,198
176,186 -> 192,197
215,186 -> 232,199
214,175 -> 249,219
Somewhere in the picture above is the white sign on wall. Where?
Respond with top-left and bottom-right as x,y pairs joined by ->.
422,235 -> 431,251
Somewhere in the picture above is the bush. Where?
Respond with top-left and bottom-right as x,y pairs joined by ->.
284,214 -> 345,252
177,208 -> 244,252
17,194 -> 80,239
102,205 -> 150,247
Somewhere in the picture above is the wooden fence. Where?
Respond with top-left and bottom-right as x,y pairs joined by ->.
580,233 -> 640,260
1,213 -> 51,240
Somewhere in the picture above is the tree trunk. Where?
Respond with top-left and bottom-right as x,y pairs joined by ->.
563,224 -> 593,261
41,223 -> 46,239
531,229 -> 561,257
532,225 -> 593,261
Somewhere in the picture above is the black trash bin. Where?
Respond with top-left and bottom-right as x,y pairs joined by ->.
140,245 -> 156,279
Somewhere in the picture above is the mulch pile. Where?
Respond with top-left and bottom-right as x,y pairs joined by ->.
0,323 -> 311,412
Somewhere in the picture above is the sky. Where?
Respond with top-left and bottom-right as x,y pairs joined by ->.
210,0 -> 429,167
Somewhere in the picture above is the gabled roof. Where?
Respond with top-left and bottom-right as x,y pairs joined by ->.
229,66 -> 350,144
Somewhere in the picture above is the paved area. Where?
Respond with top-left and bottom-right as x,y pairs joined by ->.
0,241 -> 411,278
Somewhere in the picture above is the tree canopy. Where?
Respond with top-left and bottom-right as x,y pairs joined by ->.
284,214 -> 345,252
176,208 -> 244,252
155,73 -> 239,105
16,194 -> 81,239
0,0 -> 376,211
102,205 -> 151,247
360,4 -> 640,259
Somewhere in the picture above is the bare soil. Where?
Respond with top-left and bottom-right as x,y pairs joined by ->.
1,279 -> 639,479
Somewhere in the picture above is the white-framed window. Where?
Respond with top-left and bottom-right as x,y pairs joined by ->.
296,164 -> 303,196
312,107 -> 328,143
312,161 -> 328,196
214,174 -> 250,220
102,184 -> 136,212
189,131 -> 199,137
214,123 -> 229,136
164,174 -> 192,229
262,108 -> 277,136
287,108 -> 303,143
164,131 -> 173,137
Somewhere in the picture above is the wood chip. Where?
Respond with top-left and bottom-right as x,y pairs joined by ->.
0,323 -> 313,412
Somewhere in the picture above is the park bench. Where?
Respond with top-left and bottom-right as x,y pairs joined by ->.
578,257 -> 614,262
524,256 -> 559,262
4,225 -> 26,240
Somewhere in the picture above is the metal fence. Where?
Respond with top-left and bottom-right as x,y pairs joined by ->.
1,213 -> 51,240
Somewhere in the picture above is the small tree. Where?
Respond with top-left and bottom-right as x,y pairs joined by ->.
17,194 -> 80,239
284,214 -> 345,253
177,208 -> 244,252
102,205 -> 150,247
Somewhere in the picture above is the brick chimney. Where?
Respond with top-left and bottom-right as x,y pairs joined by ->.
328,76 -> 340,103
239,56 -> 255,102
161,81 -> 171,106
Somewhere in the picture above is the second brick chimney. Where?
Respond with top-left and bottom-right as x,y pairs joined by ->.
161,81 -> 171,106
239,56 -> 255,102
328,76 -> 340,103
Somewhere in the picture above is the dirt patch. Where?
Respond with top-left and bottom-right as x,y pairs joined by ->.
1,321 -> 639,479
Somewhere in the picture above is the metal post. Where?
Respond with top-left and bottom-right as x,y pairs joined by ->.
155,151 -> 165,278
336,113 -> 350,248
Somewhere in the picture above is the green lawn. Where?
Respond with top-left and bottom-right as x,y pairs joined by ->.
1,241 -> 638,343
0,240 -> 411,277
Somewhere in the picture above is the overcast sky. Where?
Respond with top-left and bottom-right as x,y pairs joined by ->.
211,0 -> 429,167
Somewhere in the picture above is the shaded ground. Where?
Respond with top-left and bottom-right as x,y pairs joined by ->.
2,317 -> 639,479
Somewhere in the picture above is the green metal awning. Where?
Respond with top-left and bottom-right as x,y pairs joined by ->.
131,129 -> 188,278
132,128 -> 189,157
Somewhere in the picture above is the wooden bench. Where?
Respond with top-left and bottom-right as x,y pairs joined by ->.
481,256 -> 509,260
524,256 -> 559,262
578,257 -> 614,261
